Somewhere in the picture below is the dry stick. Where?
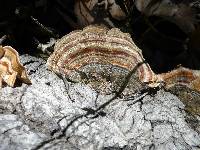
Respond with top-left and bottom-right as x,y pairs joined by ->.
79,0 -> 92,25
55,7 -> 79,29
141,16 -> 184,44
0,35 -> 7,45
32,61 -> 144,150
53,0 -> 79,29
30,16 -> 59,38
95,62 -> 145,112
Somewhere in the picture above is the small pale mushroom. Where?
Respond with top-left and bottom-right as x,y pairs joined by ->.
0,46 -> 31,87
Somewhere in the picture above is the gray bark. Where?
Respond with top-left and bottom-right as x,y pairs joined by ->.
0,55 -> 199,150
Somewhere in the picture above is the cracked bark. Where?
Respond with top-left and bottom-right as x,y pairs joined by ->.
0,55 -> 200,150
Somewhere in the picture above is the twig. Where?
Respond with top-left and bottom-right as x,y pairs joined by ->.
0,35 -> 7,45
95,62 -> 144,112
140,16 -> 184,44
55,7 -> 79,29
126,92 -> 148,106
32,61 -> 145,150
30,16 -> 59,38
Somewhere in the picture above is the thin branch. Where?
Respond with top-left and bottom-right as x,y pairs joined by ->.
0,35 -> 7,45
55,7 -> 79,29
32,61 -> 145,150
31,16 -> 59,38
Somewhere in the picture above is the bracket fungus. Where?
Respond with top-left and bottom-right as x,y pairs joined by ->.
0,46 -> 31,87
157,66 -> 200,92
47,25 -> 157,84
47,25 -> 200,93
